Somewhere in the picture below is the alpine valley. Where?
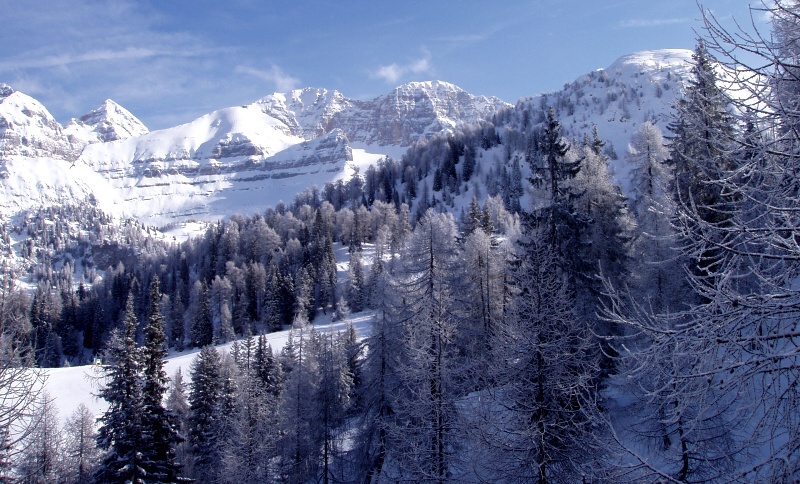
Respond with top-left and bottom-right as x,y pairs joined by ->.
7,23 -> 800,479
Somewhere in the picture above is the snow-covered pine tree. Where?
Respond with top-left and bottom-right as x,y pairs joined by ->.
188,345 -> 223,482
626,122 -> 689,313
479,227 -> 603,482
189,281 -> 213,348
220,364 -> 277,483
668,40 -> 737,283
387,209 -> 464,482
62,403 -> 100,484
140,277 -> 182,481
529,107 -> 578,254
95,293 -> 147,483
347,251 -> 365,313
459,226 -> 508,368
348,229 -> 400,481
165,368 -> 191,477
313,330 -> 353,484
254,335 -> 283,396
277,326 -> 321,482
570,135 -> 632,374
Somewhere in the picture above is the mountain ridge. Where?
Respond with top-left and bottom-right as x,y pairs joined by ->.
0,49 -> 694,226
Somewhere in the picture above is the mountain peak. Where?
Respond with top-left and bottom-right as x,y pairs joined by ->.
395,80 -> 463,93
67,98 -> 148,143
605,49 -> 694,77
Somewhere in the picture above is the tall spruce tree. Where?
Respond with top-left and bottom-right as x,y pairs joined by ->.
668,40 -> 736,282
189,281 -> 213,348
95,293 -> 147,483
529,108 -> 579,255
188,345 -> 223,482
140,277 -> 182,481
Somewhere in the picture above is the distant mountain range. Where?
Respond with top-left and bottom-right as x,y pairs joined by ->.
0,49 -> 694,227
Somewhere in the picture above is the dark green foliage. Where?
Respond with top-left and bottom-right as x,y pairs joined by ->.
94,294 -> 146,483
668,41 -> 736,281
140,277 -> 182,481
188,345 -> 223,481
190,281 -> 213,348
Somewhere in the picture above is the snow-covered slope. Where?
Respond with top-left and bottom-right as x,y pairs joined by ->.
525,49 -> 694,191
44,313 -> 374,425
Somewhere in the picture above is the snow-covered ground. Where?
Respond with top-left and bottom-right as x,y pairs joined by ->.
43,311 -> 374,426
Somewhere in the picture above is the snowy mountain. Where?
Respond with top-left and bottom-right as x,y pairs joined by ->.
71,81 -> 508,225
0,49 -> 695,227
64,99 -> 149,145
0,85 -> 117,217
0,84 -> 77,161
517,49 -> 693,192
257,81 -> 507,145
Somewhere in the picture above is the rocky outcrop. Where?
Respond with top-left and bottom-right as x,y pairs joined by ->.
0,84 -> 77,161
256,81 -> 510,146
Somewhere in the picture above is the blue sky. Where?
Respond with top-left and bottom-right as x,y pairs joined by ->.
0,0 -> 762,130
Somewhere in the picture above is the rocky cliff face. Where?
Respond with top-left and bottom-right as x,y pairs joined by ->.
0,84 -> 77,162
256,81 -> 509,146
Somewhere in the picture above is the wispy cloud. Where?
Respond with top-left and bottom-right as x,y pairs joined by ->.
0,47 -> 162,71
0,0 -> 271,129
371,51 -> 433,84
235,65 -> 300,92
619,17 -> 694,28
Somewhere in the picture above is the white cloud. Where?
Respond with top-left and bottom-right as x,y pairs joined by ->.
235,65 -> 300,92
371,51 -> 433,84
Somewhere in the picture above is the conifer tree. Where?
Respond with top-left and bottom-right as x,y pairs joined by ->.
165,369 -> 191,476
529,107 -> 577,253
352,256 -> 401,482
188,345 -> 223,482
254,335 -> 283,397
347,251 -> 365,313
388,210 -> 463,482
95,293 -> 146,483
626,122 -> 688,313
315,331 -> 353,484
278,326 -> 321,482
190,281 -> 213,348
220,366 -> 277,483
140,277 -> 182,481
668,41 -> 736,281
